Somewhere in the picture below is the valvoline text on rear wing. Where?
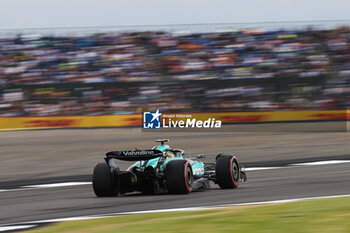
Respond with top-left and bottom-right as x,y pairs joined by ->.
105,149 -> 163,161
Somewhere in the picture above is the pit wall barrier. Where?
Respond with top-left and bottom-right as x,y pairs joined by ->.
0,110 -> 348,131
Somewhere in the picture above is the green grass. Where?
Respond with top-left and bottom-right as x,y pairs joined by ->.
24,196 -> 350,233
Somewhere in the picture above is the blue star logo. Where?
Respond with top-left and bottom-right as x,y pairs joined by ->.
143,109 -> 161,129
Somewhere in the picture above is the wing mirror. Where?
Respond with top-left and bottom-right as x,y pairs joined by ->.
196,154 -> 206,159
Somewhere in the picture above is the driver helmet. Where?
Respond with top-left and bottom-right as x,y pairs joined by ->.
166,151 -> 175,158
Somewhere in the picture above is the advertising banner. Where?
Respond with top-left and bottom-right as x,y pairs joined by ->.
0,110 -> 348,131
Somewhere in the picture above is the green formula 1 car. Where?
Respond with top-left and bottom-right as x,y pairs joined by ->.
92,139 -> 247,196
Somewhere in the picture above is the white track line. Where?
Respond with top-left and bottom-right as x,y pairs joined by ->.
247,160 -> 350,172
22,182 -> 92,189
0,160 -> 349,193
291,160 -> 350,166
0,225 -> 36,232
0,182 -> 91,193
1,193 -> 350,228
245,167 -> 282,171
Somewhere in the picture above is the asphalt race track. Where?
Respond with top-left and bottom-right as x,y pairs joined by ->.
0,122 -> 349,227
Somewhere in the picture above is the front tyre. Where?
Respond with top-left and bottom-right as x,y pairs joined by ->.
215,155 -> 240,189
165,160 -> 193,194
92,163 -> 118,197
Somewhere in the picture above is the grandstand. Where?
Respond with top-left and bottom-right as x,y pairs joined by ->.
0,21 -> 349,116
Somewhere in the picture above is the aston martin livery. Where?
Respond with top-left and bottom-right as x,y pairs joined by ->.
92,139 -> 247,196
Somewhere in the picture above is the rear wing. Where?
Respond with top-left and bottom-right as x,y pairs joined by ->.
106,149 -> 163,161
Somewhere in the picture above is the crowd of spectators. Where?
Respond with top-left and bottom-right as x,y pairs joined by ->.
154,28 -> 350,80
0,26 -> 349,116
0,33 -> 159,84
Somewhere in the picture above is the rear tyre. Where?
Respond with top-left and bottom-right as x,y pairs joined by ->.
165,160 -> 193,194
92,163 -> 118,197
215,155 -> 240,189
